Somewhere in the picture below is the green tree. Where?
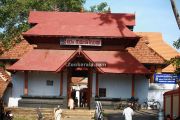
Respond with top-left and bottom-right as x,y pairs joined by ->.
0,0 -> 85,50
89,2 -> 110,13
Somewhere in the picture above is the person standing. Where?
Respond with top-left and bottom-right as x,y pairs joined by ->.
54,105 -> 62,120
68,97 -> 74,110
123,104 -> 134,120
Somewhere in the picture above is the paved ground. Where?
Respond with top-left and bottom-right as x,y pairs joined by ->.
104,110 -> 158,120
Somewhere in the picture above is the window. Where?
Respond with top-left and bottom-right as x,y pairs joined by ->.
99,88 -> 106,97
46,80 -> 53,86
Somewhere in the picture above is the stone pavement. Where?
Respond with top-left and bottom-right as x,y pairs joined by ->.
104,109 -> 158,120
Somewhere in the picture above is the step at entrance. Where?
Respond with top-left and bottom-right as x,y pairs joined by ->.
62,109 -> 95,120
5,107 -> 95,120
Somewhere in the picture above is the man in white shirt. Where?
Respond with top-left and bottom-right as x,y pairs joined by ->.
123,104 -> 134,120
54,105 -> 62,120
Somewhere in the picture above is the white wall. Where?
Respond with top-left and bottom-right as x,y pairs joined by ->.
28,71 -> 60,96
98,74 -> 132,98
148,83 -> 178,107
9,71 -> 24,107
97,74 -> 149,103
134,75 -> 149,103
62,72 -> 67,96
92,72 -> 96,97
8,71 -> 67,107
12,72 -> 24,98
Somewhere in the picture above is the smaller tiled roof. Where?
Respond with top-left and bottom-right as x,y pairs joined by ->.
0,67 -> 11,98
127,36 -> 165,64
0,40 -> 33,60
136,32 -> 179,60
162,64 -> 176,73
136,32 -> 179,73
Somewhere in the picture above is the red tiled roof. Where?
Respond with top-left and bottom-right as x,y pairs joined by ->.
0,40 -> 33,60
0,67 -> 11,98
136,32 -> 179,60
23,11 -> 138,38
127,36 -> 165,64
7,50 -> 75,71
83,50 -> 149,74
8,49 -> 149,74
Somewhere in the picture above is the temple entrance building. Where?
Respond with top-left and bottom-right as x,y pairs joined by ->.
5,11 -> 160,109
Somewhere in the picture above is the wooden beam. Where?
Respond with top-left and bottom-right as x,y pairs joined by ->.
164,95 -> 166,116
67,70 -> 71,99
24,71 -> 28,96
87,69 -> 93,109
89,69 -> 93,98
171,95 -> 173,118
96,72 -> 99,97
131,75 -> 135,97
60,72 -> 63,96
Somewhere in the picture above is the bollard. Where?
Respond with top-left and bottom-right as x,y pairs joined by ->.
158,109 -> 164,120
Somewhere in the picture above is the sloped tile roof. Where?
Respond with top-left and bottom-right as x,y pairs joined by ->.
8,49 -> 149,74
136,32 -> 180,72
136,32 -> 179,60
127,36 -> 165,64
162,64 -> 176,73
0,40 -> 33,60
23,11 -> 138,38
7,49 -> 75,72
0,67 -> 11,98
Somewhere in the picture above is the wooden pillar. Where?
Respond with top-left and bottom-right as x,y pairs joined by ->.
150,66 -> 155,83
60,72 -> 63,96
96,72 -> 99,97
24,71 -> 28,96
89,70 -> 92,98
88,69 -> 92,109
67,69 -> 71,99
164,95 -> 166,116
131,74 -> 135,97
171,95 -> 173,118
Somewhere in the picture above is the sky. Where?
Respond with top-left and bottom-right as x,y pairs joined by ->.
84,0 -> 180,50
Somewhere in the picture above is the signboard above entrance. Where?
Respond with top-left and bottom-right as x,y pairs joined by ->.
154,74 -> 180,84
60,38 -> 102,46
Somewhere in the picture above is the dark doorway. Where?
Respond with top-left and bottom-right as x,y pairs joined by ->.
67,56 -> 94,109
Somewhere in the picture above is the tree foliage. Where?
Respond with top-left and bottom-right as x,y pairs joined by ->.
173,37 -> 180,49
172,38 -> 180,73
89,2 -> 110,13
0,0 -> 85,50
